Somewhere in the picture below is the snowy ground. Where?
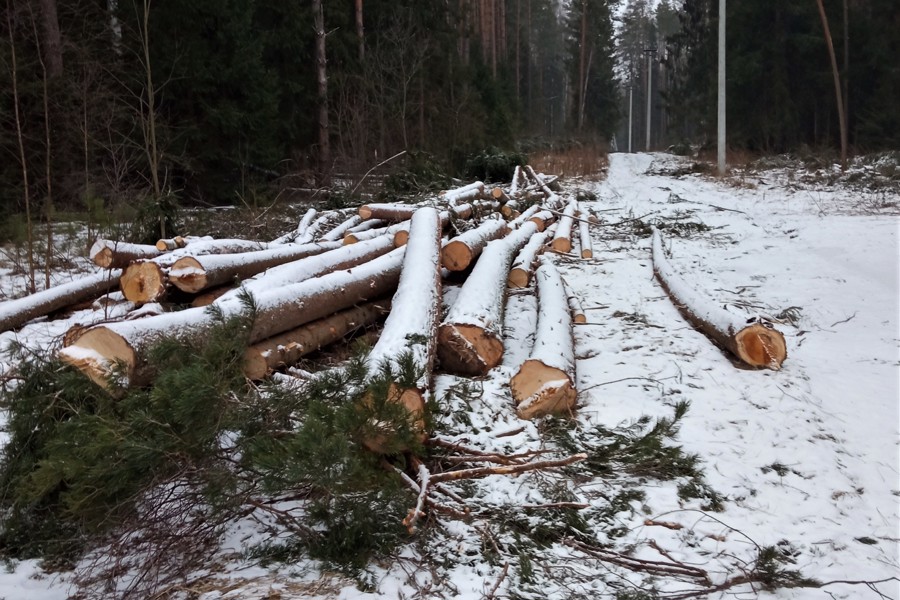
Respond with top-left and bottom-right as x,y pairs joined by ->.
0,152 -> 897,599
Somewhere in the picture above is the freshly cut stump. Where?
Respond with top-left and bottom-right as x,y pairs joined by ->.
651,227 -> 787,369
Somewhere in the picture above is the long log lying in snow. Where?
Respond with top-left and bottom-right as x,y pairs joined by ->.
168,241 -> 342,294
440,218 -> 508,271
0,270 -> 122,333
579,214 -> 593,259
90,240 -> 162,269
344,220 -> 409,245
550,199 -> 578,253
508,228 -> 552,288
392,203 -> 475,247
363,208 -> 443,453
443,181 -> 485,205
358,203 -> 419,222
243,299 -> 390,380
511,257 -> 577,419
561,277 -> 587,324
438,221 -> 540,375
272,208 -> 317,244
528,209 -> 556,232
321,215 -> 363,241
121,238 -> 270,304
59,248 -> 407,389
651,227 -> 787,369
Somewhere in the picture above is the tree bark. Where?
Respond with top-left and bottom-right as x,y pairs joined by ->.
37,0 -> 62,77
528,209 -> 557,232
438,221 -> 539,375
90,239 -> 162,269
243,299 -> 389,380
511,257 -> 577,419
815,0 -> 848,169
355,0 -> 364,63
321,215 -> 364,241
578,213 -> 593,258
168,241 -> 342,294
358,203 -> 419,221
652,227 -> 787,369
441,219 -> 509,271
313,0 -> 331,187
363,209 -> 443,453
561,276 -> 586,323
443,181 -> 486,205
272,208 -> 317,244
60,248 -> 407,389
0,270 -> 122,334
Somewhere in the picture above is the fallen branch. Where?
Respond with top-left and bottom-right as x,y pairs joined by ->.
428,453 -> 587,484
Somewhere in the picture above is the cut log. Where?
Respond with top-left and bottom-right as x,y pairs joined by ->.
0,270 -> 122,333
440,219 -> 508,271
90,240 -> 162,269
551,199 -> 578,253
561,277 -> 587,324
500,201 -> 519,218
59,247 -> 407,389
443,181 -> 485,205
346,218 -> 386,233
155,236 -> 188,251
393,203 -> 474,247
296,212 -> 334,244
509,204 -> 541,229
508,228 -> 552,288
579,214 -> 593,259
243,299 -> 390,380
491,187 -> 510,203
190,286 -> 233,307
528,209 -> 557,232
651,227 -> 787,369
511,257 -> 577,419
321,215 -> 364,241
438,221 -> 539,375
358,203 -> 418,221
345,220 -> 409,245
510,166 -> 526,197
168,241 -> 342,294
363,208 -> 443,453
272,208 -> 317,244
120,238 -> 271,304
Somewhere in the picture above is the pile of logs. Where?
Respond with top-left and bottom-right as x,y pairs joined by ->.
0,164 -> 787,453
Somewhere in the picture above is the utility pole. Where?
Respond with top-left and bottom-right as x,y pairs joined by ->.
644,48 -> 654,151
628,83 -> 633,153
717,0 -> 726,175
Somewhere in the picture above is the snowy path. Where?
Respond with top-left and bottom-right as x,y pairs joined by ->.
559,152 -> 899,598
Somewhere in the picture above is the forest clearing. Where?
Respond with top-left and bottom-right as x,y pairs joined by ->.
0,151 -> 897,599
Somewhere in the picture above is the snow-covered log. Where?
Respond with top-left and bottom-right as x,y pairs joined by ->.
500,200 -> 520,218
363,208 -> 443,452
59,247 -> 407,389
393,203 -> 474,247
296,212 -> 334,244
443,181 -> 485,205
0,270 -> 122,333
508,205 -> 541,229
523,166 -> 562,208
438,221 -> 540,375
90,240 -> 162,269
579,214 -> 593,259
344,220 -> 409,245
358,203 -> 418,221
167,241 -> 342,294
561,277 -> 587,324
528,209 -> 557,232
321,215 -> 364,241
509,166 -> 526,197
491,187 -> 510,203
508,229 -> 552,288
441,218 -> 509,271
511,257 -> 577,419
651,228 -> 787,370
550,199 -> 578,253
272,208 -> 317,244
346,218 -> 386,233
243,299 -> 390,380
155,236 -> 187,251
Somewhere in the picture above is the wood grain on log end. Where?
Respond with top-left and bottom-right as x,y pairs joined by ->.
550,238 -> 572,254
361,384 -> 428,454
58,326 -> 137,390
120,261 -> 166,304
581,249 -> 593,259
437,323 -> 504,376
508,268 -> 529,289
734,323 -> 788,369
441,241 -> 475,271
393,230 -> 409,247
168,256 -> 206,293
511,359 -> 576,420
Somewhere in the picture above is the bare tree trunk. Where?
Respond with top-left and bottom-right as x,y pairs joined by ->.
815,0 -> 847,169
37,0 -> 62,78
6,1 -> 36,294
578,0 -> 586,129
354,0 -> 364,63
515,0 -> 520,98
313,0 -> 331,187
136,0 -> 164,235
29,4 -> 54,289
842,0 -> 848,146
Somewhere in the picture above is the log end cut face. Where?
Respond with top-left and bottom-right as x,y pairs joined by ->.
511,359 -> 577,420
121,261 -> 166,304
168,257 -> 207,293
361,385 -> 428,454
437,323 -> 504,376
441,241 -> 475,272
734,323 -> 788,370
58,326 -> 137,390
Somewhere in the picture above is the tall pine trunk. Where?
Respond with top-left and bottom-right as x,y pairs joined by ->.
815,0 -> 847,169
313,0 -> 331,187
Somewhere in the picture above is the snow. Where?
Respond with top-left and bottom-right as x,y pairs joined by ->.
528,256 -> 575,374
0,151 -> 897,599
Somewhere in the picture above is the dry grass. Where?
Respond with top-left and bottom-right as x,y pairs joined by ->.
530,143 -> 610,178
